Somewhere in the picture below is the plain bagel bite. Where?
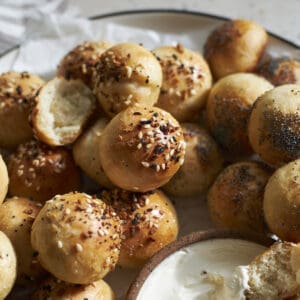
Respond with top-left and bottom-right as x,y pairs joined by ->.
93,42 -> 162,117
0,71 -> 45,149
31,192 -> 122,284
99,106 -> 186,192
153,44 -> 212,122
101,189 -> 179,268
73,118 -> 114,188
8,140 -> 81,203
204,19 -> 268,79
248,84 -> 300,166
57,41 -> 112,89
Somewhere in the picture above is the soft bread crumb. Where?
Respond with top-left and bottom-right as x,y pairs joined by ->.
32,77 -> 95,146
246,242 -> 299,300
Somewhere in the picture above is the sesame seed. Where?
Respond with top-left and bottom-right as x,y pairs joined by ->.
190,88 -> 197,95
138,131 -> 143,139
75,243 -> 83,252
156,165 -> 160,172
143,124 -> 151,129
170,149 -> 175,156
161,163 -> 166,170
141,162 -> 150,168
179,158 -> 185,165
57,241 -> 63,248
137,143 -> 142,149
65,208 -> 71,215
125,66 -> 133,78
165,154 -> 170,160
146,144 -> 152,149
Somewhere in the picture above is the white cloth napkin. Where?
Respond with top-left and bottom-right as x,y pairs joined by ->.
0,0 -> 197,78
0,0 -> 80,54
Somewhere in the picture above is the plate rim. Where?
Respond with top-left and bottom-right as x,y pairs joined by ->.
0,8 -> 299,60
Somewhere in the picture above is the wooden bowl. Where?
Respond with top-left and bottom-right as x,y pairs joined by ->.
126,229 -> 274,300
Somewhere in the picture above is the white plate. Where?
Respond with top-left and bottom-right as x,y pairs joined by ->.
2,9 -> 299,300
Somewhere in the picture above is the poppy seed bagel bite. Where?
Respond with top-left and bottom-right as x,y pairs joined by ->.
264,159 -> 300,242
248,84 -> 300,166
257,57 -> 300,86
32,277 -> 116,300
101,189 -> 178,268
153,44 -> 212,122
162,123 -> 224,197
0,155 -> 9,205
8,140 -> 80,203
99,106 -> 186,192
206,73 -> 273,158
57,41 -> 112,89
0,197 -> 46,284
0,231 -> 17,300
204,19 -> 268,79
0,71 -> 45,148
31,192 -> 122,284
73,118 -> 114,188
208,161 -> 272,235
31,77 -> 96,146
93,42 -> 162,117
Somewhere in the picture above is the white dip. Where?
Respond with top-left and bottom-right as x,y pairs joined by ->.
137,238 -> 265,300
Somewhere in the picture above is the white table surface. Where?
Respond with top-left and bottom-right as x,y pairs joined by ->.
72,0 -> 300,46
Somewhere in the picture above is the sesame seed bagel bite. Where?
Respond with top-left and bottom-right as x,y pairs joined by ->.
57,41 -> 112,89
32,277 -> 116,300
153,44 -> 212,122
101,189 -> 178,268
0,71 -> 45,148
0,231 -> 17,300
99,106 -> 186,192
248,84 -> 300,166
204,19 -> 268,79
8,140 -> 80,203
0,155 -> 9,205
0,197 -> 46,284
31,192 -> 122,284
93,42 -> 162,117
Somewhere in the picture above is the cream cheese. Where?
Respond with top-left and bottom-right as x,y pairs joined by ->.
137,238 -> 265,300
